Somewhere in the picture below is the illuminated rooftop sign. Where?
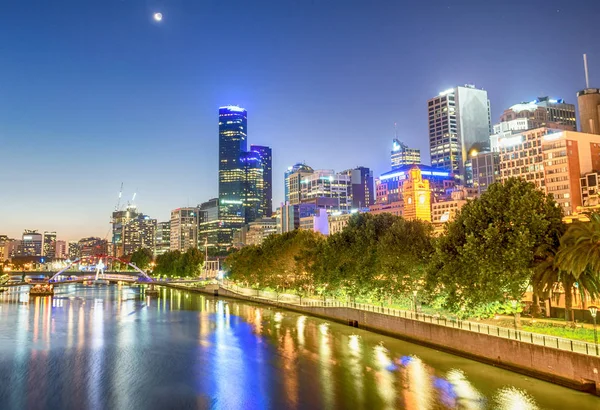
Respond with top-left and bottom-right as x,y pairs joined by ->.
219,105 -> 246,113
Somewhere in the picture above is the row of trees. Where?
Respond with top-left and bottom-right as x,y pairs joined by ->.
153,248 -> 205,278
225,178 -> 600,322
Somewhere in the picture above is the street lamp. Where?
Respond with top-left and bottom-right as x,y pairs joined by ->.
412,290 -> 418,314
589,305 -> 598,355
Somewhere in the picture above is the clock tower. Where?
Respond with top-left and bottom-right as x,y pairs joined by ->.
402,166 -> 432,222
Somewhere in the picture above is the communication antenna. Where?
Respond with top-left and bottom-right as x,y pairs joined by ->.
584,53 -> 590,89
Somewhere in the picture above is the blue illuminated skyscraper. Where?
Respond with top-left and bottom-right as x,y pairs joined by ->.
219,106 -> 248,240
250,145 -> 272,217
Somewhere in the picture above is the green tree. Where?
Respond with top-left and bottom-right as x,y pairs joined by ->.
180,247 -> 205,277
428,178 -> 564,314
556,212 -> 600,279
154,250 -> 181,277
130,248 -> 153,271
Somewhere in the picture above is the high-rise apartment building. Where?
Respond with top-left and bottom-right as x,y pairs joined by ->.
219,106 -> 248,241
470,151 -> 500,193
300,170 -> 352,212
154,222 -> 171,257
499,97 -> 576,130
428,85 -> 491,183
122,214 -> 156,255
251,145 -> 273,217
68,241 -> 80,260
285,163 -> 314,205
341,166 -> 374,208
170,208 -> 199,252
391,139 -> 420,169
241,151 -> 264,224
42,231 -> 56,259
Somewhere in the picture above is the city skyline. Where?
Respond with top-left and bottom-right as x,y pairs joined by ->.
2,1 -> 600,239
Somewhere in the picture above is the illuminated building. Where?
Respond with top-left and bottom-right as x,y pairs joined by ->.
111,206 -> 138,256
368,201 -> 403,217
470,151 -> 500,193
499,128 -> 600,215
55,240 -> 67,259
341,166 -> 374,208
285,163 -> 314,205
377,164 -> 454,204
68,241 -> 80,260
42,231 -> 56,259
154,221 -> 171,257
431,187 -> 477,224
170,207 -> 199,252
328,212 -> 356,235
78,237 -> 107,259
219,106 -> 248,240
577,88 -> 600,135
121,214 -> 156,255
198,198 -> 231,253
428,85 -> 491,183
391,139 -> 421,168
402,166 -> 432,222
21,230 -> 42,257
499,97 -> 576,130
241,150 -> 264,224
250,145 -> 273,217
246,218 -> 277,246
300,170 -> 351,212
276,202 -> 317,233
299,208 -> 329,235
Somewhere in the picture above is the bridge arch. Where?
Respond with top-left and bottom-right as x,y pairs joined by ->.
49,255 -> 153,283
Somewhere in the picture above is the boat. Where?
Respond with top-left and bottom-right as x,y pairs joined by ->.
30,284 -> 54,297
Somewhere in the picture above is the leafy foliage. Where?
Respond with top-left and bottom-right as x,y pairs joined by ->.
129,248 -> 153,270
154,248 -> 205,278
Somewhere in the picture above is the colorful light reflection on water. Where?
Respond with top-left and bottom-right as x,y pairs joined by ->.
0,284 -> 598,409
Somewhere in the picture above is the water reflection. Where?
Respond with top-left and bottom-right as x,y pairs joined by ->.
0,285 -> 598,410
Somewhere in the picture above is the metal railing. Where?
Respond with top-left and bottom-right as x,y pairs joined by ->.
220,283 -> 600,357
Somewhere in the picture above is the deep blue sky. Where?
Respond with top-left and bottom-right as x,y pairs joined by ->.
1,0 -> 599,240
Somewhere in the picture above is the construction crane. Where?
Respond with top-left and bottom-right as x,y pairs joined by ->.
114,182 -> 123,212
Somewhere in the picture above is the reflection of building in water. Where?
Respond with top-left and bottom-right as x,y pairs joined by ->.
400,356 -> 433,410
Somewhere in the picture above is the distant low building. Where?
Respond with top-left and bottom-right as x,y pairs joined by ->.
246,218 -> 277,246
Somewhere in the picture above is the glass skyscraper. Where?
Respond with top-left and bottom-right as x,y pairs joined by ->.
219,106 -> 248,238
241,151 -> 264,224
250,145 -> 272,217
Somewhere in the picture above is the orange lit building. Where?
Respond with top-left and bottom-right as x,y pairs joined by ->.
402,166 -> 432,222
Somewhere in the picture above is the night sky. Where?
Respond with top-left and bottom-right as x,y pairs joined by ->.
1,0 -> 599,240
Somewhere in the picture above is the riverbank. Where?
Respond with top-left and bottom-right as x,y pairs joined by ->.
160,282 -> 600,396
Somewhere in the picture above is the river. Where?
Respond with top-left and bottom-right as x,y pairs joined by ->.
0,284 -> 598,409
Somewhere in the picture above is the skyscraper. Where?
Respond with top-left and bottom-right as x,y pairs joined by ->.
428,85 -> 491,183
21,230 -> 42,256
154,221 -> 171,257
122,214 -> 156,255
42,231 -> 56,259
391,139 -> 420,169
170,208 -> 199,252
342,166 -> 374,208
285,163 -> 314,205
198,198 -> 231,253
240,151 -> 264,224
219,106 -> 248,240
250,145 -> 273,217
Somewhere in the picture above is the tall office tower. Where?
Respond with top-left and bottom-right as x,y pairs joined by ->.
111,205 -> 138,257
42,231 -> 57,259
198,198 -> 231,252
219,106 -> 248,241
250,145 -> 273,217
21,230 -> 43,256
55,240 -> 67,259
341,166 -> 374,208
428,85 -> 491,183
170,207 -> 199,252
391,139 -> 421,169
241,151 -> 264,223
78,237 -> 108,259
154,221 -> 171,257
122,214 -> 156,255
499,97 -> 576,130
285,163 -> 315,205
470,152 -> 500,193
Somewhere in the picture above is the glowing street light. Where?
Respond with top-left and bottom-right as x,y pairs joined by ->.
589,305 -> 598,355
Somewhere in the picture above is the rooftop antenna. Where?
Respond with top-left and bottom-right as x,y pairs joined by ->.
584,53 -> 590,88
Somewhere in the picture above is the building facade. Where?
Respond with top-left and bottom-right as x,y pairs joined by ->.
154,221 -> 171,257
341,166 -> 374,209
285,163 -> 314,205
300,169 -> 351,212
391,139 -> 421,169
170,207 -> 199,252
198,198 -> 231,253
219,106 -> 248,241
42,231 -> 56,259
241,150 -> 264,224
377,164 -> 454,204
250,145 -> 273,217
471,151 -> 500,193
577,88 -> 600,135
428,85 -> 491,183
499,97 -> 576,130
402,166 -> 432,222
21,230 -> 42,257
246,218 -> 277,246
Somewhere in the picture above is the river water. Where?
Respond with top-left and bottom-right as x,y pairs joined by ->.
0,284 -> 598,410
